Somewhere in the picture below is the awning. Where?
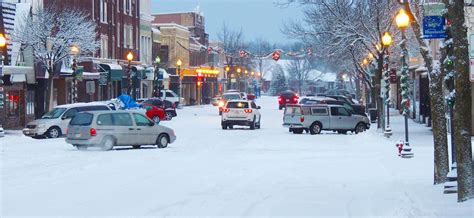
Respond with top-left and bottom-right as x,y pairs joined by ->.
1,66 -> 35,84
99,63 -> 123,81
132,66 -> 146,79
83,72 -> 100,80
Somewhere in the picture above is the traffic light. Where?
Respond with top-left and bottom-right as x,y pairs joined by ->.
197,72 -> 204,88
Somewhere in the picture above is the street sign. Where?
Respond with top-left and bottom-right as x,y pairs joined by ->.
423,16 -> 447,39
470,59 -> 474,82
86,81 -> 95,94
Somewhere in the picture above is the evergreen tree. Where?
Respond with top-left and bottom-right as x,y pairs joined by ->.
269,64 -> 288,96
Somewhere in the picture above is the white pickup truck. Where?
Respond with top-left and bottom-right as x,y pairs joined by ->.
283,104 -> 370,135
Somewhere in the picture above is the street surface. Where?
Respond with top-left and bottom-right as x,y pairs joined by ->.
1,97 -> 472,217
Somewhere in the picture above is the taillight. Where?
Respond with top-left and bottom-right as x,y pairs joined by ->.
300,116 -> 304,123
90,128 -> 97,136
293,96 -> 298,103
223,108 -> 230,113
244,109 -> 253,113
278,97 -> 283,103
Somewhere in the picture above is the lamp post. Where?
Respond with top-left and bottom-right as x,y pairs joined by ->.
126,52 -> 134,97
382,32 -> 393,137
176,59 -> 182,105
70,45 -> 80,103
154,56 -> 161,97
225,65 -> 230,92
396,8 -> 413,158
0,33 -> 6,83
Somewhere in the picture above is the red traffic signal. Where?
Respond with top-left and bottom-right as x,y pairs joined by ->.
272,51 -> 281,61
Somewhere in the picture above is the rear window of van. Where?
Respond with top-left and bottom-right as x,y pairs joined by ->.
285,106 -> 302,115
70,113 -> 93,126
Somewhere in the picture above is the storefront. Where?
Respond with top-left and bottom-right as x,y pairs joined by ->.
178,67 -> 219,105
0,66 -> 35,129
98,63 -> 123,99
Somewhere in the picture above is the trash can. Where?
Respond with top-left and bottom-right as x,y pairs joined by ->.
369,108 -> 378,123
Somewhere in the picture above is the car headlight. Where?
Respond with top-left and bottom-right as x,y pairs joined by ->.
218,101 -> 225,107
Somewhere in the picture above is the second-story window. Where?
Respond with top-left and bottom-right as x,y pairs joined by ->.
100,0 -> 107,23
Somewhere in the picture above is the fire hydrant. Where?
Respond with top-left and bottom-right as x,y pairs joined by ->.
396,140 -> 404,156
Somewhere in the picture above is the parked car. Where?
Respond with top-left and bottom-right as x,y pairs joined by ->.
66,111 -> 176,150
221,100 -> 261,130
0,125 -> 4,137
304,96 -> 366,116
278,90 -> 299,110
218,92 -> 243,115
282,104 -> 370,134
22,103 -> 112,139
158,90 -> 184,107
324,89 -> 354,100
143,105 -> 165,123
142,98 -> 177,120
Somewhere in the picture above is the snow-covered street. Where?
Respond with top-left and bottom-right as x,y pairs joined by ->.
1,96 -> 472,217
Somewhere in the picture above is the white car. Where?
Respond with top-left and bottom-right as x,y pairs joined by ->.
22,103 -> 112,139
159,90 -> 184,107
221,100 -> 261,130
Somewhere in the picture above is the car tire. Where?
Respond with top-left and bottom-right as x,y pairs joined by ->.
75,145 -> 87,151
219,111 -> 222,116
165,112 -> 173,120
46,127 -> 62,138
250,117 -> 256,130
132,145 -> 141,149
292,129 -> 303,134
229,125 -> 234,129
222,125 -> 227,130
309,122 -> 322,135
101,136 -> 115,151
355,123 -> 366,134
278,106 -> 282,110
152,116 -> 161,124
156,134 -> 169,148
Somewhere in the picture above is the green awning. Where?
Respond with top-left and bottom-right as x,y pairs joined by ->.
132,66 -> 146,79
99,63 -> 123,81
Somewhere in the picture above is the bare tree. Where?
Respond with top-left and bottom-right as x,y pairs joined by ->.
283,0 -> 398,128
13,6 -> 99,111
400,0 -> 450,185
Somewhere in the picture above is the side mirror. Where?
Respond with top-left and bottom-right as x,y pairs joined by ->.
257,106 -> 261,109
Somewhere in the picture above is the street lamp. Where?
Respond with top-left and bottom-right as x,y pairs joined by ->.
396,8 -> 413,158
176,59 -> 182,105
382,32 -> 393,137
126,51 -> 134,97
0,33 -> 6,83
69,45 -> 80,103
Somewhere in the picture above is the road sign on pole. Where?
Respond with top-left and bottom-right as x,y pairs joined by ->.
86,81 -> 95,94
423,16 -> 447,39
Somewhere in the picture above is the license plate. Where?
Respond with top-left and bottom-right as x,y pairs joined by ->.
286,99 -> 290,102
75,133 -> 81,138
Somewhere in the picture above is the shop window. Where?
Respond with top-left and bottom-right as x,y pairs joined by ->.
6,91 -> 20,117
26,90 -> 34,115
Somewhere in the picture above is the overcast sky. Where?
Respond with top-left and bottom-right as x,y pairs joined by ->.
151,0 -> 303,44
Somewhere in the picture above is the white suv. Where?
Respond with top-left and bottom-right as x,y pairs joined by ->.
221,100 -> 261,130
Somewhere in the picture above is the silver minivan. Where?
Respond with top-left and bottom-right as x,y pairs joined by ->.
65,110 -> 176,150
283,104 -> 370,134
22,103 -> 112,139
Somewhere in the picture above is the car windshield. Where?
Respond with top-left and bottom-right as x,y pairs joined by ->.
227,102 -> 249,108
223,94 -> 241,100
41,107 -> 67,119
